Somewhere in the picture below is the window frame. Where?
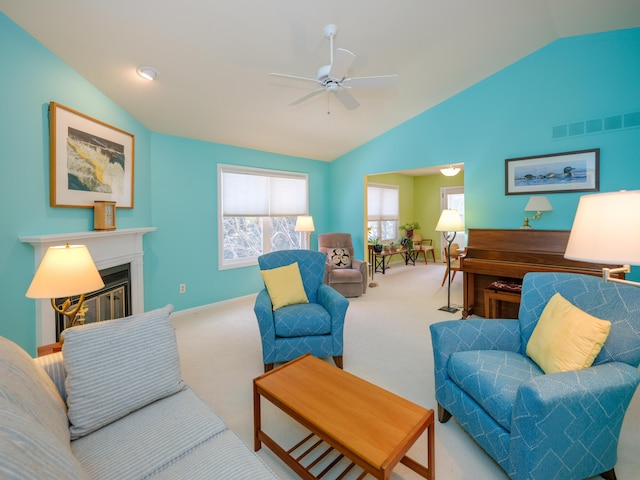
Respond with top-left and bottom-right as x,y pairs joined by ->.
218,164 -> 309,270
367,183 -> 400,242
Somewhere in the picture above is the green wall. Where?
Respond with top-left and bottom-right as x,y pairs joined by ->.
367,172 -> 465,259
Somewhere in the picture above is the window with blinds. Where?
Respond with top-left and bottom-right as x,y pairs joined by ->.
218,165 -> 309,268
367,183 -> 399,242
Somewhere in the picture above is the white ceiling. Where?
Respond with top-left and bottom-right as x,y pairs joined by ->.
2,1 -> 639,162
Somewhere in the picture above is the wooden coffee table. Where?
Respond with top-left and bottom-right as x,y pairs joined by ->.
253,354 -> 434,480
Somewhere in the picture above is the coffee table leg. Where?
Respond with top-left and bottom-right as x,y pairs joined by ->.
253,381 -> 261,451
399,419 -> 434,479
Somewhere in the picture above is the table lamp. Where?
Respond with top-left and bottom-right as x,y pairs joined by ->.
26,244 -> 105,330
565,190 -> 640,288
435,209 -> 465,313
520,195 -> 553,229
295,215 -> 315,249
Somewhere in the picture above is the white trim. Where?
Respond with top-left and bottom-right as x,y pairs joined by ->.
20,227 -> 156,346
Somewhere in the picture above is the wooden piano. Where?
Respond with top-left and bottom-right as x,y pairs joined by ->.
461,229 -> 624,318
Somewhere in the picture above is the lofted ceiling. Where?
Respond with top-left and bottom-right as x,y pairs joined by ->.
2,1 -> 639,162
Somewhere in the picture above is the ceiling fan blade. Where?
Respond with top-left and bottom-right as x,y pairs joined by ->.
335,89 -> 360,110
329,48 -> 355,80
269,72 -> 319,84
343,74 -> 400,89
290,87 -> 326,106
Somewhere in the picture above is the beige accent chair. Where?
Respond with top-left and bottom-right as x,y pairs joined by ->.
412,234 -> 436,263
317,233 -> 367,297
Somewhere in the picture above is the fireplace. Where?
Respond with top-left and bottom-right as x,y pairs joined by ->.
55,263 -> 132,341
20,227 -> 156,346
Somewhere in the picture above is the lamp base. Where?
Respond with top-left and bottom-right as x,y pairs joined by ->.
438,305 -> 459,313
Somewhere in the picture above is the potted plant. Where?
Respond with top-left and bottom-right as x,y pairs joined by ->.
389,242 -> 398,252
399,221 -> 421,238
400,237 -> 414,251
383,243 -> 391,252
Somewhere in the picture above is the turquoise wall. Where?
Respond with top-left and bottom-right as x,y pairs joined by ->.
332,28 -> 640,267
0,13 -> 152,355
0,13 -> 327,354
2,10 -> 639,355
148,133 -> 329,312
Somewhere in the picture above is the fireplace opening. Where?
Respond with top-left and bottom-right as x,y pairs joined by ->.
55,263 -> 132,341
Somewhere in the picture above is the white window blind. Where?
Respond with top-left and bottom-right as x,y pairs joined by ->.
368,184 -> 399,220
221,168 -> 307,216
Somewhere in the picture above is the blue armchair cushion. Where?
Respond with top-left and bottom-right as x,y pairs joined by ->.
448,350 -> 544,431
274,303 -> 332,337
526,293 -> 611,374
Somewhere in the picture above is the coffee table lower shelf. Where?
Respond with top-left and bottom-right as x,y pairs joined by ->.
258,430 -> 431,480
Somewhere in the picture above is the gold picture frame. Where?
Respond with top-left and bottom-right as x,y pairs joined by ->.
49,102 -> 134,208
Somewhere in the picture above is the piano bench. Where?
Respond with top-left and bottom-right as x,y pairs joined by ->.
484,281 -> 522,318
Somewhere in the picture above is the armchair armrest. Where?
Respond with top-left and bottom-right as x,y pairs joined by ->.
253,289 -> 275,342
510,362 -> 640,480
317,284 -> 349,322
430,319 -> 521,404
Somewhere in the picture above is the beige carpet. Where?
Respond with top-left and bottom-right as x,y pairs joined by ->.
171,258 -> 640,479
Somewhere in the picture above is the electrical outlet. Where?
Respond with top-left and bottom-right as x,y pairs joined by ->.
179,283 -> 186,294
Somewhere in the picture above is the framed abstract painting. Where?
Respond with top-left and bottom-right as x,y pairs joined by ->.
505,148 -> 599,195
49,102 -> 134,208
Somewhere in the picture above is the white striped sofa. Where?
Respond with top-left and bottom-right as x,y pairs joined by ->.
0,305 -> 279,480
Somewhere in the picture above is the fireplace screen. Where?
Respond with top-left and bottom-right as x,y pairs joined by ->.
56,263 -> 131,340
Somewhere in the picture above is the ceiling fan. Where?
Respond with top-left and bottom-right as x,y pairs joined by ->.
269,24 -> 399,111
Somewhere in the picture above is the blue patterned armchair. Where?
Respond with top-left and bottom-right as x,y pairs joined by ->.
430,272 -> 640,480
254,250 -> 349,373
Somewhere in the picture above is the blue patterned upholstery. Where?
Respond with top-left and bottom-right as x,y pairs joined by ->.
430,272 -> 640,480
255,250 -> 349,370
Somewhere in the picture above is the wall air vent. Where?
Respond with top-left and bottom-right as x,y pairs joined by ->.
552,109 -> 640,139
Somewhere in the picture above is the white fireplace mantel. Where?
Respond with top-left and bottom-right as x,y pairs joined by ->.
20,227 -> 156,346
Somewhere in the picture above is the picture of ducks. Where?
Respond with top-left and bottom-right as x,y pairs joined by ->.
506,149 -> 598,194
520,166 -> 575,181
514,162 -> 586,187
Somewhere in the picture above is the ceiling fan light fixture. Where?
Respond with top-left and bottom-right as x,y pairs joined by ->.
440,166 -> 461,177
136,65 -> 158,81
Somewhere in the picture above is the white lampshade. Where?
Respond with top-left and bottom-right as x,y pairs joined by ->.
294,215 -> 315,233
26,244 -> 104,299
565,190 -> 640,266
440,166 -> 461,177
435,209 -> 465,232
524,196 -> 553,212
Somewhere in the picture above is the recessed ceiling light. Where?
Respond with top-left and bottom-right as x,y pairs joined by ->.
136,65 -> 158,81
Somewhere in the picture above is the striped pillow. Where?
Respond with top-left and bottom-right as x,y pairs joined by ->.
63,305 -> 184,439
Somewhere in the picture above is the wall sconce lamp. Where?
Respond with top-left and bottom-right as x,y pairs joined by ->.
440,165 -> 461,177
520,195 -> 553,229
26,244 -> 105,330
136,65 -> 159,81
435,209 -> 465,313
295,215 -> 315,250
565,190 -> 640,288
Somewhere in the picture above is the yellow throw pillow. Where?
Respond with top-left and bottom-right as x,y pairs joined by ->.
260,262 -> 309,311
526,293 -> 611,374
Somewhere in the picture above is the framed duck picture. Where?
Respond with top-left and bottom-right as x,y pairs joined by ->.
505,148 -> 599,195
